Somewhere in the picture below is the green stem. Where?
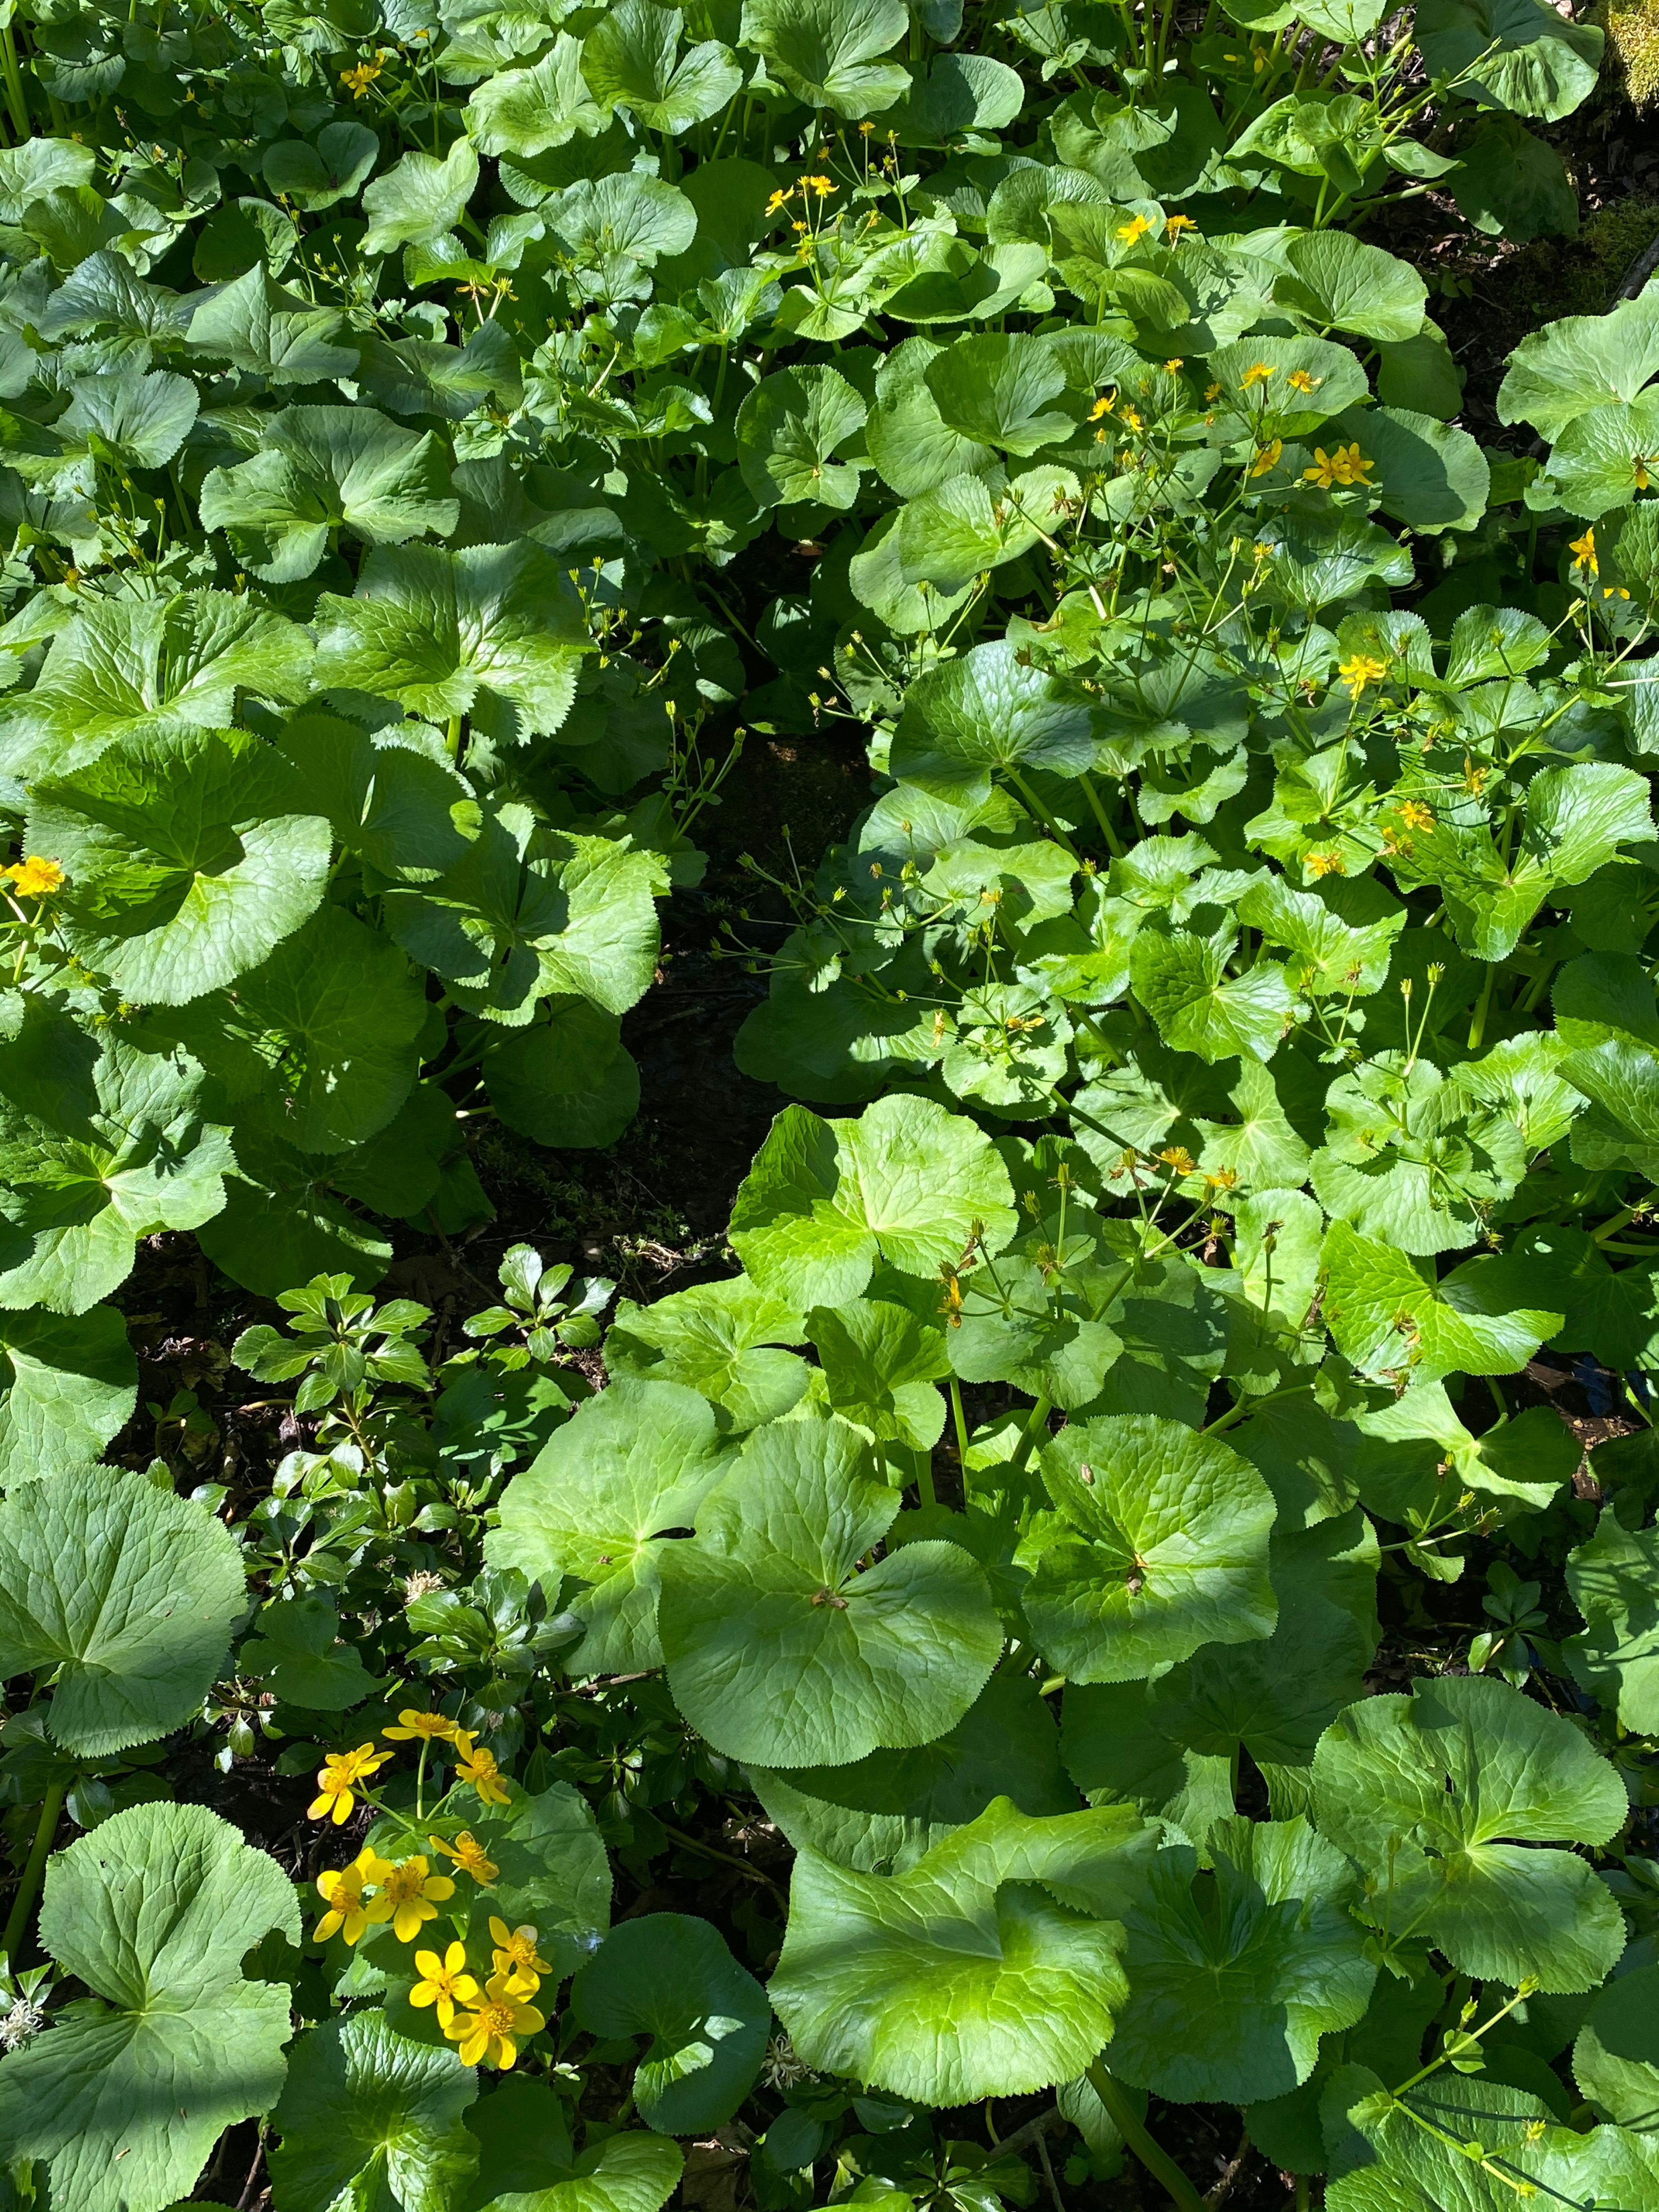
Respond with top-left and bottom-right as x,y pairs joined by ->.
1467,961 -> 1497,1052
1004,769 -> 1082,864
950,1375 -> 971,1477
1007,1395 -> 1052,1477
2,1785 -> 65,1965
917,1449 -> 937,1508
1084,2060 -> 1205,2212
1078,772 -> 1126,858
0,25 -> 29,140
445,713 -> 463,760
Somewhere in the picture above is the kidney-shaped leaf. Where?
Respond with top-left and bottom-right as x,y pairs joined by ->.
657,1414 -> 1003,1766
269,2010 -> 478,2212
729,1093 -> 1018,1311
489,1376 -> 728,1675
769,1796 -> 1155,2104
571,1915 -> 769,2134
890,636 -> 1103,794
1311,1673 -> 1627,1990
0,1803 -> 299,2212
1025,1415 -> 1279,1684
30,725 -> 332,1006
1108,1817 -> 1376,2105
0,1461 -> 245,1754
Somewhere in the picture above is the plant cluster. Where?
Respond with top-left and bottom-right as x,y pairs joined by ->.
0,0 -> 1658,2201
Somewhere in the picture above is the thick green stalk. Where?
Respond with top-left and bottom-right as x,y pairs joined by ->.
0,24 -> 29,141
2,1784 -> 65,1964
1084,2060 -> 1206,2212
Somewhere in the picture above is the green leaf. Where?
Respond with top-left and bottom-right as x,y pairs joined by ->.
769,1796 -> 1155,2102
1274,233 -> 1427,345
186,265 -> 359,385
241,1591 -> 381,1710
728,1094 -> 1019,1309
465,1782 -> 613,1983
1338,405 -> 1489,534
1311,1673 -> 1627,1990
750,1667 -> 1081,1875
467,37 -> 608,158
735,363 -> 868,514
489,1376 -> 728,1674
1536,389 -> 1659,520
570,1915 -> 769,2134
1061,1510 -> 1379,1838
0,1026 -> 236,1315
0,589 -> 312,787
315,541 -> 590,737
30,726 -> 332,1006
1130,925 -> 1299,1065
199,405 -> 459,583
656,1413 -> 1003,1765
1497,293 -> 1659,442
1449,113 -> 1578,242
0,1302 -> 136,1484
0,137 -> 96,222
890,636 -> 1102,794
895,464 -> 1081,597
1565,1508 -> 1659,1734
467,2079 -> 682,2212
0,1803 -> 299,2212
263,120 -> 380,212
1573,1961 -> 1659,2129
1310,1053 -> 1525,1256
738,0 -> 912,116
383,807 -> 664,1027
482,1003 -> 641,1150
270,2011 -> 478,2212
1025,1414 -> 1278,1684
605,1276 -> 808,1433
582,1 -> 742,133
924,334 -> 1077,457
1108,1818 -> 1376,2104
0,1461 -> 244,1753
1322,2065 -> 1659,2212
1322,1220 -> 1564,1383
807,1296 -> 950,1448
361,137 -> 481,255
1415,0 -> 1603,119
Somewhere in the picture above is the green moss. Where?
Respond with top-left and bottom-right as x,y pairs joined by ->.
1599,0 -> 1659,107
1510,194 -> 1659,325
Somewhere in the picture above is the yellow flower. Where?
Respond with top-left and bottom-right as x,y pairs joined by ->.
1121,406 -> 1144,431
1240,362 -> 1276,389
454,1733 -> 512,1807
430,1830 -> 499,1883
1116,213 -> 1152,242
1303,442 -> 1373,489
366,1854 -> 456,1943
1568,528 -> 1598,575
1157,1147 -> 1196,1176
1305,849 -> 1347,878
1338,652 -> 1389,699
765,187 -> 794,213
340,54 -> 382,96
489,1917 -> 553,1988
308,1743 -> 391,1824
1163,357 -> 1184,372
4,856 -> 64,897
799,173 -> 836,197
1164,214 -> 1196,238
314,1846 -> 393,1945
1286,369 -> 1321,394
1205,381 -> 1222,401
1637,453 -> 1656,491
411,1941 -> 481,2029
1398,799 -> 1435,832
1249,439 -> 1283,478
384,1710 -> 460,1744
445,1972 -> 547,2069
1090,392 -> 1116,420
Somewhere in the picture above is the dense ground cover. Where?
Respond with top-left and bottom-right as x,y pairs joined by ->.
1,0 -> 1659,2202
